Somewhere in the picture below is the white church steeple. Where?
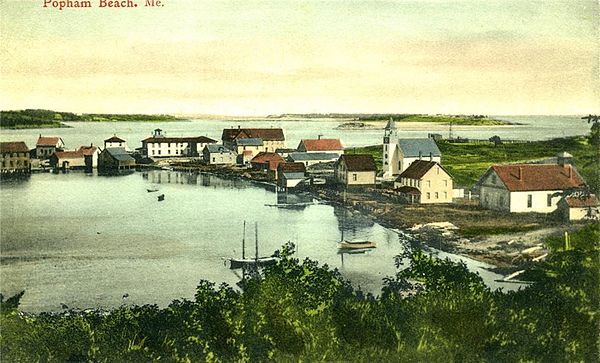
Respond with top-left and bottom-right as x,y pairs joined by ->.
382,117 -> 400,179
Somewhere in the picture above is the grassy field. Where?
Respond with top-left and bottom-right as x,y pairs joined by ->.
397,114 -> 509,125
346,135 -> 599,192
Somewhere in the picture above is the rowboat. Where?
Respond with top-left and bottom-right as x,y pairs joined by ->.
338,240 -> 377,250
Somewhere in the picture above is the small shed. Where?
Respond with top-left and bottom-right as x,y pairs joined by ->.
558,193 -> 599,221
98,147 -> 136,173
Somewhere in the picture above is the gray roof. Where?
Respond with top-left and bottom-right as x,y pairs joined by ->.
235,138 -> 263,146
283,172 -> 306,179
105,147 -> 135,162
288,152 -> 339,161
205,144 -> 234,153
398,138 -> 441,157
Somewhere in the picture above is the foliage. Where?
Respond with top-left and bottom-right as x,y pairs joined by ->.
1,227 -> 598,361
0,109 -> 182,129
348,135 -> 598,192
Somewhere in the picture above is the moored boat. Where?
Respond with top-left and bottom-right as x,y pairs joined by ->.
338,240 -> 377,250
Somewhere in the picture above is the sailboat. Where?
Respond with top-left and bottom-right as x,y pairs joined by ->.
337,195 -> 376,253
229,221 -> 278,269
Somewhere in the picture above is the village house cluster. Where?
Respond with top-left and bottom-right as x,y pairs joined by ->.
1,121 -> 597,221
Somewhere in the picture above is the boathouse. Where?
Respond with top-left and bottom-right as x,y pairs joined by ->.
0,141 -> 31,175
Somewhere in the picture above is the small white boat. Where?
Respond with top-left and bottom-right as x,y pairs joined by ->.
147,187 -> 159,192
338,240 -> 377,250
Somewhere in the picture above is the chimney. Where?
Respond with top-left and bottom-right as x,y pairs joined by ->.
419,151 -> 422,160
568,165 -> 572,179
429,152 -> 433,161
517,167 -> 522,180
238,125 -> 241,129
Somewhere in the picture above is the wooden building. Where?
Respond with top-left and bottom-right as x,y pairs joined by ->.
394,160 -> 453,204
0,141 -> 31,175
335,154 -> 376,187
98,147 -> 136,172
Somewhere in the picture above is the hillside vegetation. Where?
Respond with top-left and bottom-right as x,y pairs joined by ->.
1,109 -> 182,129
348,135 -> 599,192
1,223 -> 597,362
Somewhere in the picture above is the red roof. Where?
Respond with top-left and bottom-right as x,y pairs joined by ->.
277,162 -> 306,173
222,128 -> 285,142
37,136 -> 62,146
0,141 -> 29,153
564,194 -> 598,207
251,152 -> 284,171
491,164 -> 586,192
54,150 -> 83,159
77,146 -> 98,156
338,154 -> 377,172
299,138 -> 343,152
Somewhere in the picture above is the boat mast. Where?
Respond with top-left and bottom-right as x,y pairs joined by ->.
255,222 -> 259,262
242,221 -> 246,259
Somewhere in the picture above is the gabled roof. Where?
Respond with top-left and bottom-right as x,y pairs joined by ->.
298,138 -> 343,152
489,164 -> 586,192
222,128 -> 285,142
338,154 -> 376,172
104,135 -> 125,143
0,141 -> 29,153
54,150 -> 83,159
564,194 -> 598,207
142,136 -> 217,144
77,146 -> 98,156
37,136 -> 63,147
251,152 -> 284,164
277,162 -> 306,173
398,160 -> 450,180
398,138 -> 441,158
205,144 -> 234,153
235,138 -> 263,146
104,147 -> 135,162
288,152 -> 340,161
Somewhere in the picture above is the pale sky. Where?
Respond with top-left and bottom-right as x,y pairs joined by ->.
1,0 -> 598,115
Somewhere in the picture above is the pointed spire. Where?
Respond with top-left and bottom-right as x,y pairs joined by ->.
385,117 -> 396,130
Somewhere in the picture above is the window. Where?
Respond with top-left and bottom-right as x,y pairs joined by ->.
426,192 -> 431,199
547,194 -> 553,207
527,194 -> 532,208
427,180 -> 431,187
212,157 -> 215,162
158,150 -> 161,155
435,192 -> 439,199
444,192 -> 448,199
384,144 -> 388,151
352,174 -> 357,181
444,179 -> 448,187
491,175 -> 497,184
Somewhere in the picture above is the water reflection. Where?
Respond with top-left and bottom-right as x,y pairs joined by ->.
1,170 -> 517,312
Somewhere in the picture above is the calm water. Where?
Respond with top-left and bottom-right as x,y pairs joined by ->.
1,171 -> 513,312
0,115 -> 591,151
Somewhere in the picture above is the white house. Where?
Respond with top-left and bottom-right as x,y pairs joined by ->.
557,193 -> 599,221
335,154 -> 377,187
142,129 -> 216,158
478,162 -> 587,213
382,119 -> 441,179
203,144 -> 236,165
36,135 -> 65,159
104,135 -> 128,150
